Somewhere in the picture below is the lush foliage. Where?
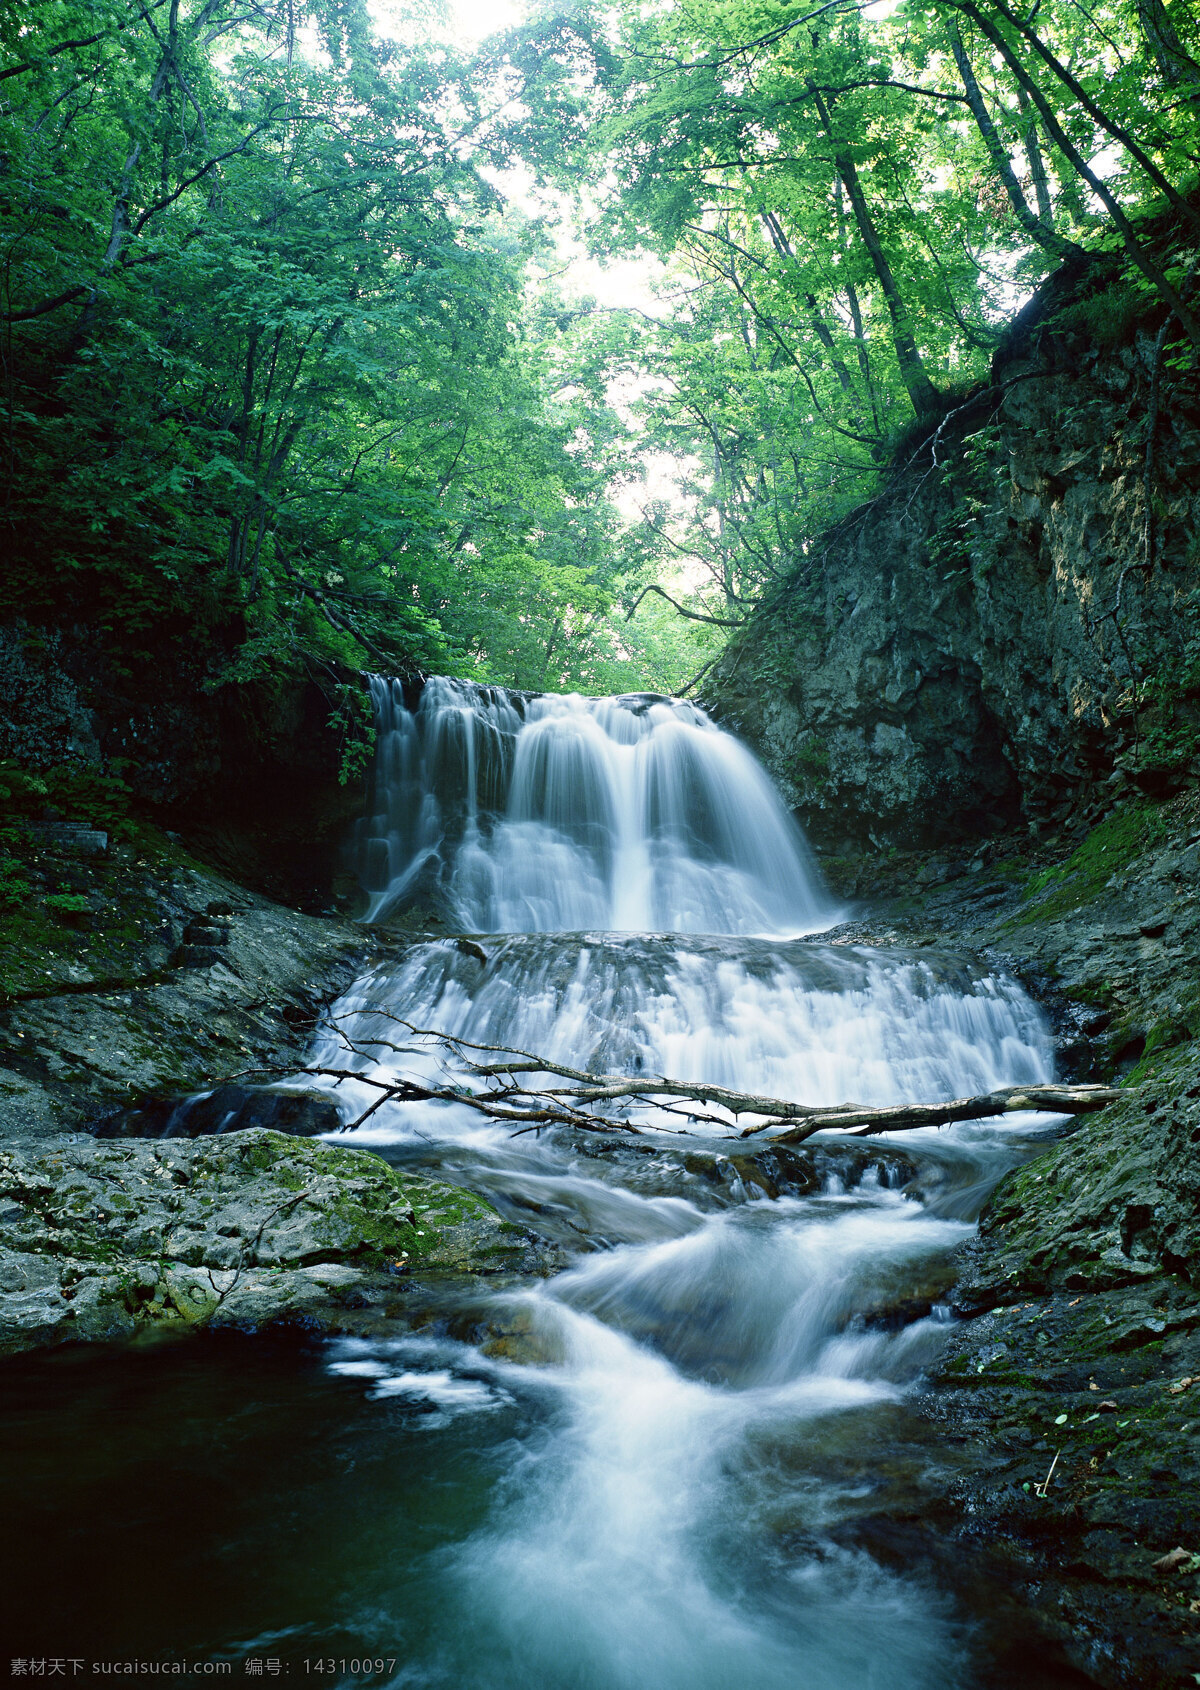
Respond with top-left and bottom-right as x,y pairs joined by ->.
4,0 -> 1200,703
0,0 -> 673,698
587,0 -> 1200,629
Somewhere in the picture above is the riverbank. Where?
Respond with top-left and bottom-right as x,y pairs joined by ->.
0,823 -> 559,1352
820,799 -> 1200,1687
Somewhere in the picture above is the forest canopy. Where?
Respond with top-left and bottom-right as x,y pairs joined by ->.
3,0 -> 1199,703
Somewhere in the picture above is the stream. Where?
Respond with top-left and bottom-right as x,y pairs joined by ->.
3,680 -> 1071,1685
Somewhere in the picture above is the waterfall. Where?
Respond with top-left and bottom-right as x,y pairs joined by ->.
354,675 -> 831,934
303,674 -> 1061,1687
318,933 -> 1051,1150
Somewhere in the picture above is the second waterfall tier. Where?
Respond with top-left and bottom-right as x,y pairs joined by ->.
354,676 -> 832,935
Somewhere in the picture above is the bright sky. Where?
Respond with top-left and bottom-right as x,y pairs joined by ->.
367,0 -> 701,530
368,0 -> 521,51
450,0 -> 524,41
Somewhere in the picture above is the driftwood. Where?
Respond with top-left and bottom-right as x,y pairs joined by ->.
279,1010 -> 1124,1144
755,1083 -> 1121,1143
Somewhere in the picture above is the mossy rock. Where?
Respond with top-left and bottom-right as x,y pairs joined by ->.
0,1130 -> 560,1355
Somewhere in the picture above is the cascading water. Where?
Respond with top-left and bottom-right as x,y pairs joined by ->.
353,675 -> 831,934
291,676 -> 1067,1686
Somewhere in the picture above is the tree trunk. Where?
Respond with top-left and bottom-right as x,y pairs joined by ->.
947,22 -> 1081,259
1137,0 -> 1200,86
835,178 -> 882,436
833,148 -> 941,415
808,86 -> 940,416
1017,87 -> 1056,227
964,0 -> 1200,237
951,0 -> 1200,346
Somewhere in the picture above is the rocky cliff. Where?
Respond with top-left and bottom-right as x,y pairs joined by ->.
708,254 -> 1200,848
806,794 -> 1200,1689
0,622 -> 369,905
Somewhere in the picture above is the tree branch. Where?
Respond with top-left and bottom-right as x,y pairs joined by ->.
4,285 -> 91,324
278,1011 -> 1125,1144
0,3 -> 172,83
625,583 -> 745,627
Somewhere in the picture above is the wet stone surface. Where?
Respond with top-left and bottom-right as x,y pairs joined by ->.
0,1129 -> 562,1355
844,835 -> 1200,1689
0,835 -> 372,1151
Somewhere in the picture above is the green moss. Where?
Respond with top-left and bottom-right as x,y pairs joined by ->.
0,853 -> 32,913
1052,281 -> 1149,351
1132,656 -> 1200,774
229,1132 -> 506,1269
985,858 -> 1028,882
239,1139 -> 283,1176
1005,802 -> 1172,928
0,780 -> 216,1004
1124,1020 -> 1194,1085
795,738 -> 830,773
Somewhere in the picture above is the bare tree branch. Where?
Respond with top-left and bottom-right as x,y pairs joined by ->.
266,1011 -> 1125,1145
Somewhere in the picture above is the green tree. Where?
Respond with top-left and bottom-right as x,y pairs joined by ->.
0,0 -> 652,705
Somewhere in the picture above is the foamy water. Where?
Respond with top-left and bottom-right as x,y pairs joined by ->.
308,676 -> 1060,1688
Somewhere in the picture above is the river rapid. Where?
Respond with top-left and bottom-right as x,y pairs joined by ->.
2,679 -> 1069,1685
310,678 -> 1061,1686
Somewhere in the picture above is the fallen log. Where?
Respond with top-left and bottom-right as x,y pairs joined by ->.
266,1011 -> 1125,1143
758,1083 -> 1122,1144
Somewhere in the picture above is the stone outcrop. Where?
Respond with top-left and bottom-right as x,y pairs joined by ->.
0,1129 -> 557,1355
919,1049 -> 1200,1690
822,791 -> 1200,1687
0,835 -> 370,1146
0,620 -> 368,905
708,258 -> 1200,847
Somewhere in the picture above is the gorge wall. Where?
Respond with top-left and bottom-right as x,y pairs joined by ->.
0,625 -> 368,906
706,256 -> 1200,849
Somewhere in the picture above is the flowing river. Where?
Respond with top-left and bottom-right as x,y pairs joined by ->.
310,678 -> 1057,1686
3,678 -> 1068,1685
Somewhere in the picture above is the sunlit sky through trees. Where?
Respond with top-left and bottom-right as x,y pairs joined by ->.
5,0 -> 1197,696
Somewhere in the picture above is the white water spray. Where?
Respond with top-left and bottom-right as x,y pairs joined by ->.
354,675 -> 830,933
317,676 -> 1058,1688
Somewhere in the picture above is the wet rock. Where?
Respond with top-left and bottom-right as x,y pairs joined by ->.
0,1130 -> 560,1356
707,313 -> 1200,847
857,1255 -> 961,1329
824,801 -> 1200,1687
0,842 -> 371,1151
971,1052 -> 1200,1297
923,1045 -> 1200,1688
30,823 -> 108,857
182,916 -> 231,946
172,943 -> 225,968
585,1133 -> 919,1207
173,910 -> 234,969
724,1147 -> 819,1198
98,1083 -> 342,1140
